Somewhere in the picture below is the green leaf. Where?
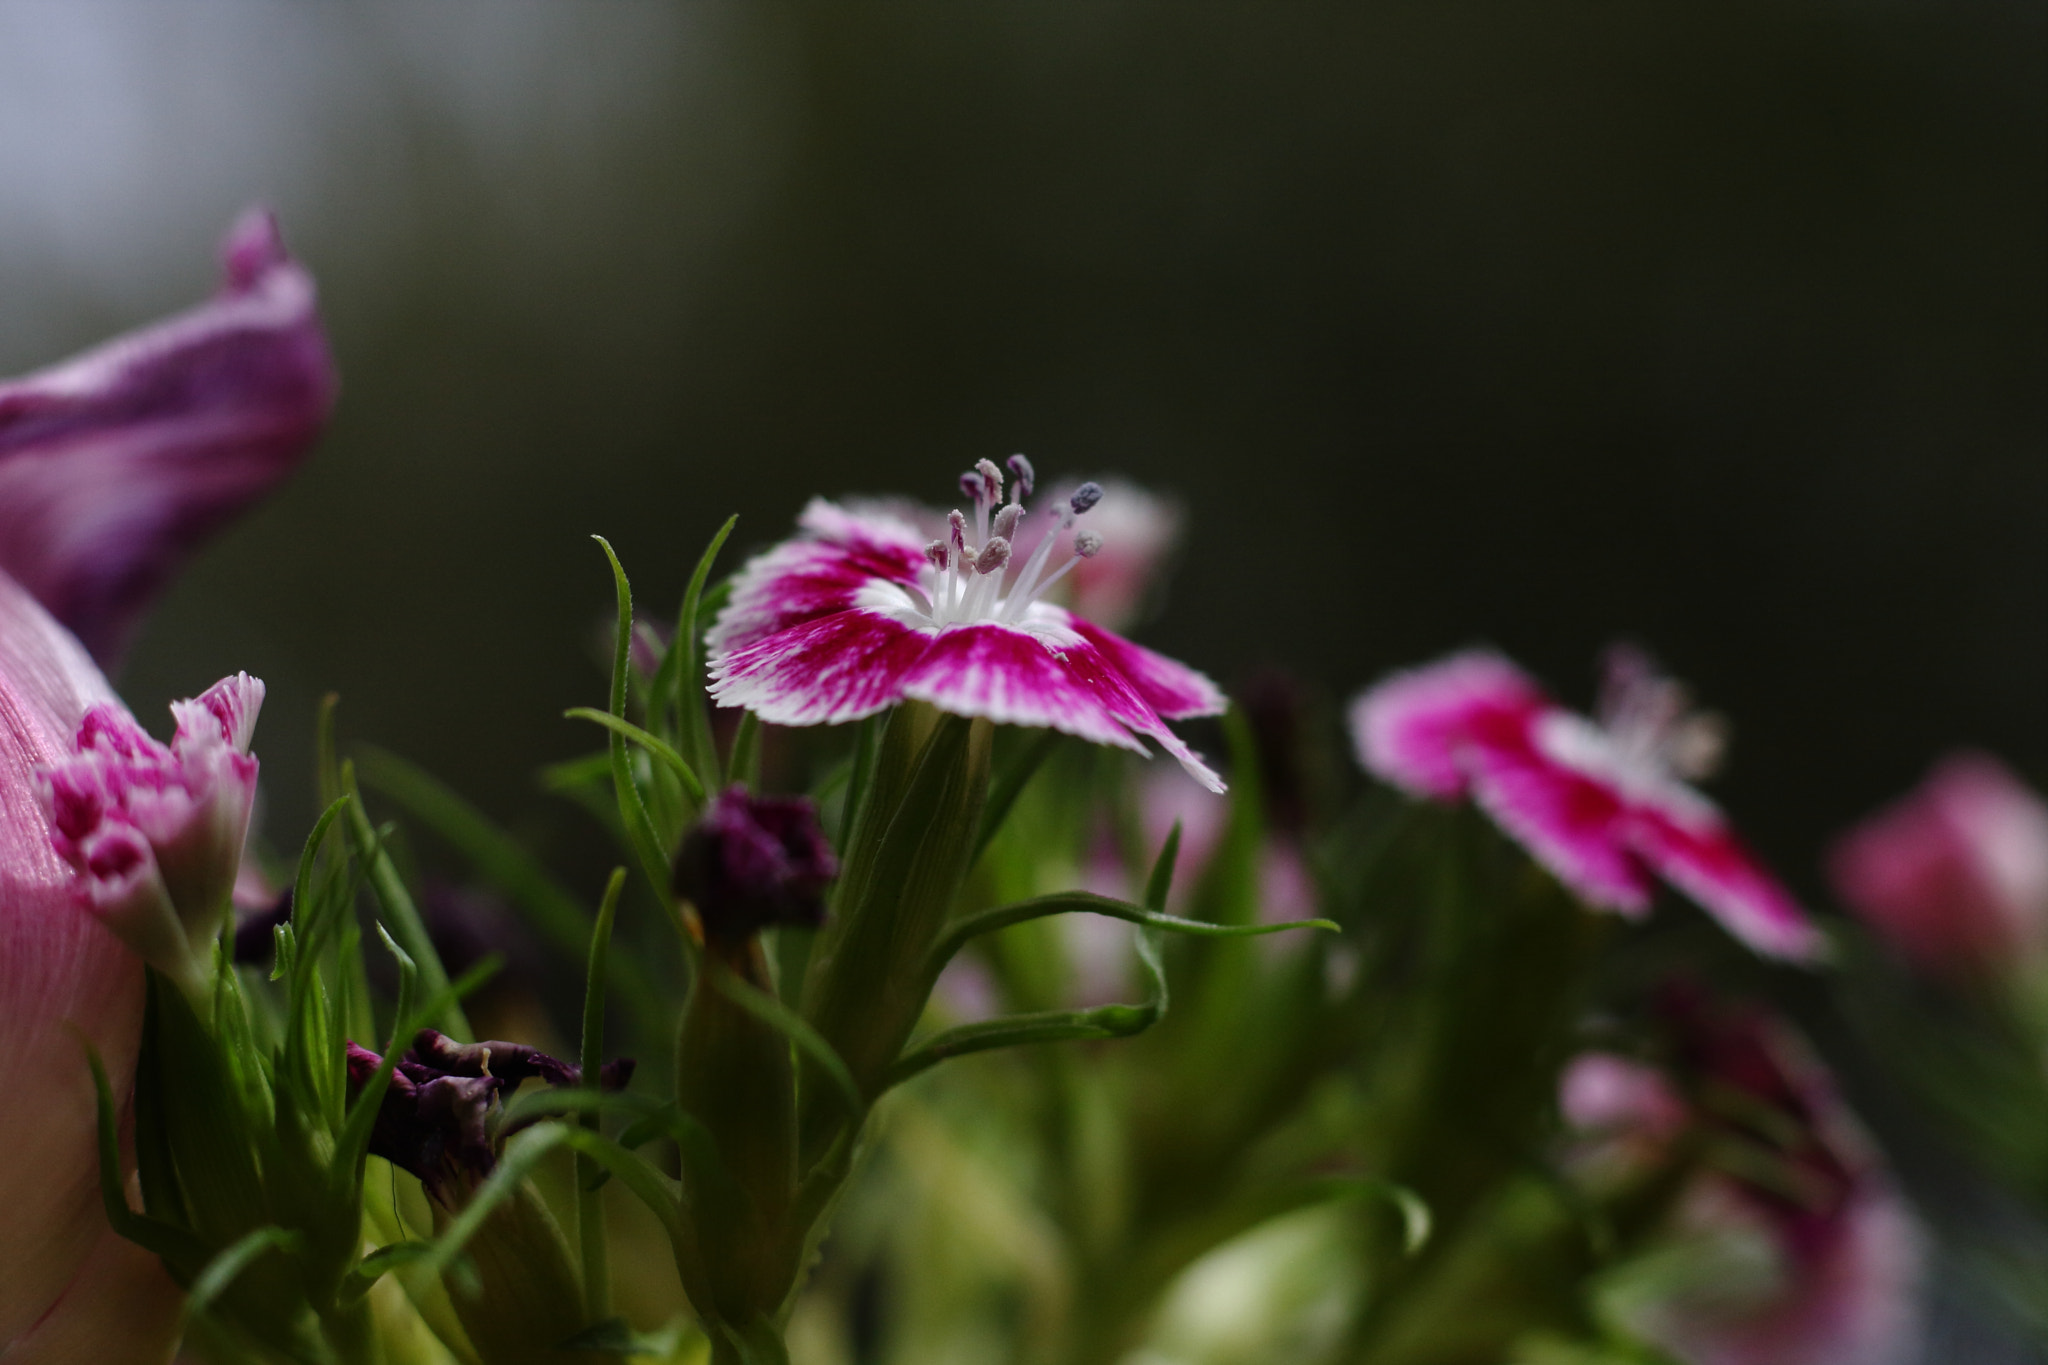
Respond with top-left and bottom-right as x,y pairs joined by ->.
561,709 -> 706,803
923,889 -> 1336,980
594,536 -> 683,934
555,1127 -> 687,1240
726,709 -> 762,790
84,1041 -> 209,1270
1319,1176 -> 1433,1255
706,962 -> 863,1121
343,760 -> 467,1040
883,917 -> 1173,1090
358,744 -> 664,1035
410,1126 -> 570,1286
577,867 -> 626,1320
673,515 -> 738,786
188,1226 -> 305,1312
972,727 -> 1063,863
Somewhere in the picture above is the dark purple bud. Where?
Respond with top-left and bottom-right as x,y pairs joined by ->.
1069,482 -> 1103,516
672,785 -> 839,946
1006,454 -> 1035,500
344,1030 -> 631,1207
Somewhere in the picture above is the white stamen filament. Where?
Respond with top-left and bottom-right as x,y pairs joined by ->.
920,469 -> 1107,629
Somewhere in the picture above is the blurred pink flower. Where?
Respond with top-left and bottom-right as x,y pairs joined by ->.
708,460 -> 1226,791
1572,1001 -> 1925,1365
1559,1051 -> 1689,1185
1827,752 -> 2048,977
1349,647 -> 1822,961
0,209 -> 330,1361
0,208 -> 336,666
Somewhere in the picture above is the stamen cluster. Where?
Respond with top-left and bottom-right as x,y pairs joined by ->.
919,455 -> 1106,628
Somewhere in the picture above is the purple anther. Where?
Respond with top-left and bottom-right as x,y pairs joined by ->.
1069,482 -> 1104,516
991,504 -> 1024,541
976,538 -> 1013,575
1006,454 -> 1036,500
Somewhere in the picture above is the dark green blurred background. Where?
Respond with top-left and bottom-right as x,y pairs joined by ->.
1,3 -> 2040,896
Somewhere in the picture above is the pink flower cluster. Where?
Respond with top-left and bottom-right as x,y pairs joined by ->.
1350,648 -> 1822,961
38,674 -> 264,994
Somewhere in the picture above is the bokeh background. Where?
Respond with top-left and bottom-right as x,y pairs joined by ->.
1,3 -> 2038,880
1,2 -> 2043,1358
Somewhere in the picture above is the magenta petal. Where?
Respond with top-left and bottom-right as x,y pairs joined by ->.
1634,798 -> 1825,961
0,207 -> 336,666
709,499 -> 932,659
1467,737 -> 1655,913
0,573 -> 143,1342
1349,651 -> 1552,799
1062,613 -> 1226,720
709,609 -> 932,726
1031,624 -> 1226,791
897,621 -> 1148,752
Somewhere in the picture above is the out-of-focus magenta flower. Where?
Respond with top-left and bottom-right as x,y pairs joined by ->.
1349,647 -> 1822,961
0,208 -> 336,666
1593,999 -> 1925,1365
707,459 -> 1228,792
1009,477 -> 1181,630
1827,752 -> 2048,978
672,784 -> 839,947
1559,1052 -> 1690,1187
38,674 -> 265,999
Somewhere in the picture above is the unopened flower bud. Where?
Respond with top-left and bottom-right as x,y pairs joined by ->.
672,785 -> 839,947
39,673 -> 265,996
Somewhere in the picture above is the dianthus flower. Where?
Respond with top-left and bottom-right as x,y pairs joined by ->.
1828,751 -> 2048,978
707,457 -> 1227,791
1574,997 -> 1925,1365
1350,646 -> 1821,960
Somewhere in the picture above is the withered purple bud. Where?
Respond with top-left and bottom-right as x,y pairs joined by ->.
344,1030 -> 631,1206
672,784 -> 839,946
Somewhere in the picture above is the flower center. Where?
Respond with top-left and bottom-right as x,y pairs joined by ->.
917,456 -> 1107,628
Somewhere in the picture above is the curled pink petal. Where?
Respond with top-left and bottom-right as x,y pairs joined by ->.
1349,650 -> 1551,799
1828,752 -> 2048,976
0,573 -> 141,1345
0,207 -> 336,665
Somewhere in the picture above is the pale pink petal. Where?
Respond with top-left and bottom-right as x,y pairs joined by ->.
0,208 -> 336,666
708,499 -> 932,658
1062,613 -> 1227,720
896,621 -> 1147,753
709,609 -> 933,726
1466,737 -> 1654,913
1348,650 -> 1551,799
0,573 -> 142,1344
1828,752 -> 2048,974
4,1217 -> 183,1365
1635,798 -> 1825,962
171,670 -> 265,753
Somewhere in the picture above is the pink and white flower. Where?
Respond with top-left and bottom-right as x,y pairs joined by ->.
1827,752 -> 2048,978
708,457 -> 1228,791
38,673 -> 266,998
1348,647 -> 1822,961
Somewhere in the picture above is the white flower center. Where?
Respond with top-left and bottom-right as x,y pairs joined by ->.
912,456 -> 1109,629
